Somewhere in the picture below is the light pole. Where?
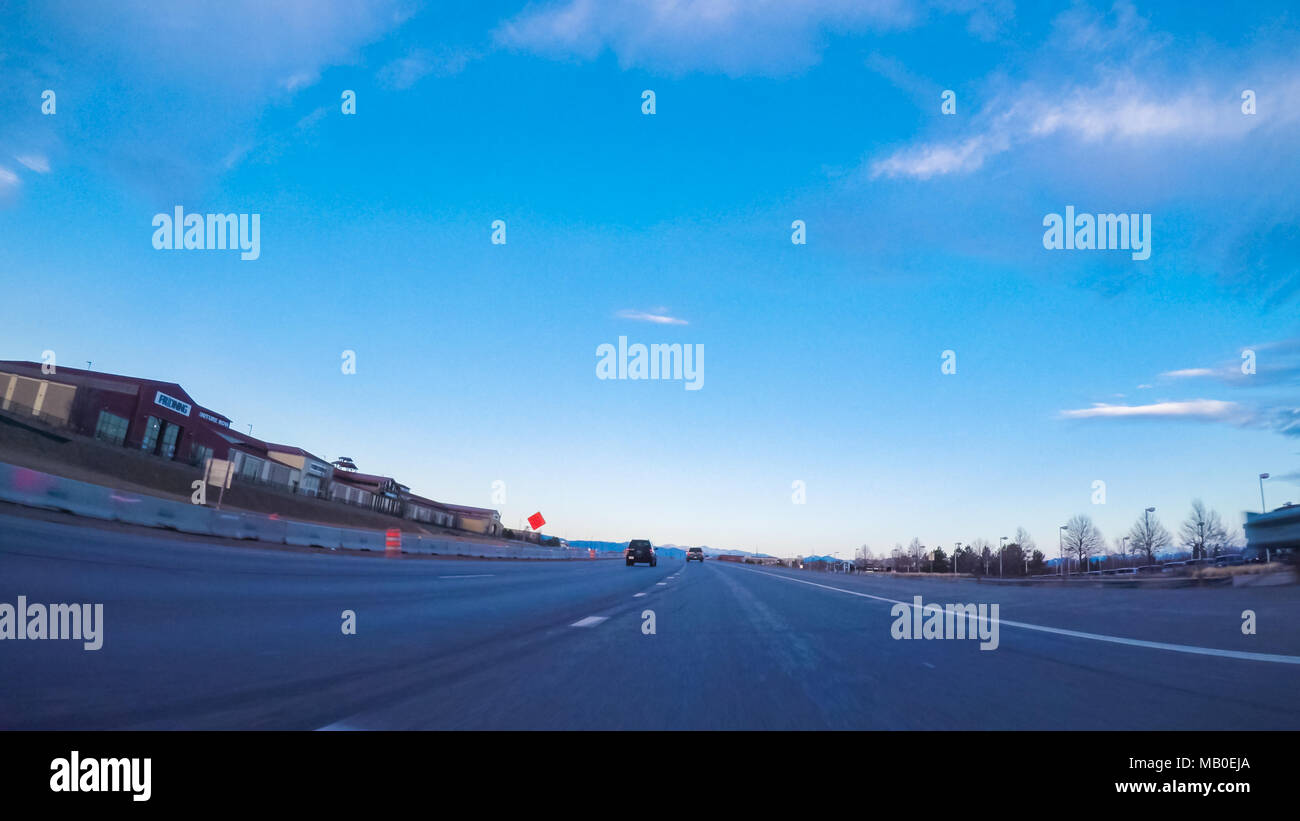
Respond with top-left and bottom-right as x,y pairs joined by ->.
1059,525 -> 1067,578
999,536 -> 1008,577
1121,535 -> 1129,568
1260,473 -> 1270,513
1144,507 -> 1155,564
954,542 -> 961,575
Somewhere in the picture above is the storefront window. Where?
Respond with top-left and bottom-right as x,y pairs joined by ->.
190,444 -> 213,467
140,416 -> 161,453
94,410 -> 129,446
160,423 -> 181,459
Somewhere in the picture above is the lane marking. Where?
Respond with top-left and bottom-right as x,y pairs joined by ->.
571,616 -> 608,628
656,582 -> 667,586
438,573 -> 495,579
633,592 -> 647,598
732,566 -> 1300,666
315,722 -> 366,731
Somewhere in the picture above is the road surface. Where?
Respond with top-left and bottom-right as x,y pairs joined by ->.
2,508 -> 1298,729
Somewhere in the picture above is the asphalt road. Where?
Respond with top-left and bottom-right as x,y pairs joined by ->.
2,508 -> 1299,729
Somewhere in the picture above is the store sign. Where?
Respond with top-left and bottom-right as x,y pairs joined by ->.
154,391 -> 192,417
199,410 -> 230,427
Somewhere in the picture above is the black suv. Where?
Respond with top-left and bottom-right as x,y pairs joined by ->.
626,540 -> 656,567
686,547 -> 704,562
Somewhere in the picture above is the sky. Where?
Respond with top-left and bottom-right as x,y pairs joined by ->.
1,0 -> 1298,557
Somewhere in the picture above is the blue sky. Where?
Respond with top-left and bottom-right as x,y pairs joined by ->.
2,0 -> 1298,556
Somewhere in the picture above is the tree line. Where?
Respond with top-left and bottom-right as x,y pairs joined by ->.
855,500 -> 1241,576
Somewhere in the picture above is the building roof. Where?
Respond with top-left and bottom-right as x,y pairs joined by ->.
0,361 -> 234,425
436,502 -> 500,519
331,471 -> 394,489
264,442 -> 328,464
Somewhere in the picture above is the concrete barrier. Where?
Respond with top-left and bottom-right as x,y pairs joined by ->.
0,460 -> 588,561
116,493 -> 216,537
338,527 -> 386,552
284,520 -> 343,550
37,475 -> 117,520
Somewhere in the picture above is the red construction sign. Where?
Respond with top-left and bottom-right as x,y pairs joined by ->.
527,512 -> 546,530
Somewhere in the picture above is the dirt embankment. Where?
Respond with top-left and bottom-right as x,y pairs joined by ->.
0,413 -> 507,542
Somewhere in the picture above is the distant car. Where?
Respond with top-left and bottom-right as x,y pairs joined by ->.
686,547 -> 704,562
1113,567 -> 1138,575
626,539 -> 657,567
1214,554 -> 1245,567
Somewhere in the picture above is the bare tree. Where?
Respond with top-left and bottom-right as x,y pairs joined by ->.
1179,500 -> 1228,560
1014,526 -> 1036,555
1128,510 -> 1172,563
906,537 -> 925,572
969,537 -> 994,575
1062,514 -> 1105,572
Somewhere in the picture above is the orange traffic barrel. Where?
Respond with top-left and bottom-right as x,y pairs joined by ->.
385,528 -> 401,556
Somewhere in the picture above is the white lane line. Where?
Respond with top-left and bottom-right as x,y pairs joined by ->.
733,566 -> 1300,666
571,616 -> 609,628
438,574 -> 495,579
315,722 -> 366,731
633,592 -> 647,598
922,662 -> 935,669
656,582 -> 668,586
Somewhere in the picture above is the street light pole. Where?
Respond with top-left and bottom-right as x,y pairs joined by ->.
1059,525 -> 1067,578
1000,536 -> 1008,577
1260,473 -> 1270,513
1144,506 -> 1155,564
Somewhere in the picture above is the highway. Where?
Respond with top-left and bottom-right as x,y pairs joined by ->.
2,507 -> 1299,730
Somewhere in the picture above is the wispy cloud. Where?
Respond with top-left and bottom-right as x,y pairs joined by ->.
495,0 -> 975,76
1060,399 -> 1244,422
870,72 -> 1287,179
869,1 -> 1300,181
15,154 -> 50,173
1161,367 -> 1219,379
379,47 -> 478,89
616,308 -> 688,325
0,167 -> 18,188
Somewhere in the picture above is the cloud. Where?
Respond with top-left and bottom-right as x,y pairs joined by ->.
1060,399 -> 1244,422
616,308 -> 689,325
379,47 -> 477,89
1160,367 -> 1219,379
496,0 -> 954,76
15,155 -> 50,173
1159,339 -> 1300,388
869,1 -> 1300,181
870,72 -> 1285,179
5,1 -> 415,196
870,134 -> 1005,179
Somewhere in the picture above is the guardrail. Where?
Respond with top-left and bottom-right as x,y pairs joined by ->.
0,461 -> 590,561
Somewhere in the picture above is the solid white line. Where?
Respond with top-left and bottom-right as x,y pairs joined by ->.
571,616 -> 608,628
438,574 -> 495,579
656,582 -> 667,586
314,722 -> 366,731
732,566 -> 1300,665
634,592 -> 647,597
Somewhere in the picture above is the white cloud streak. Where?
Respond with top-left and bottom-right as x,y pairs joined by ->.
616,309 -> 689,325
